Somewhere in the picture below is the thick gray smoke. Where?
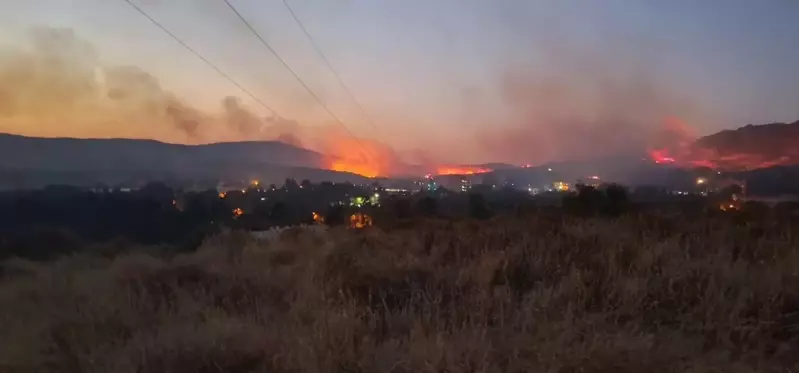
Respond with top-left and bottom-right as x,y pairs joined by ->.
0,27 -> 304,145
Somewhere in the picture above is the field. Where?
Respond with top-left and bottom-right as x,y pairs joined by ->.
1,212 -> 798,372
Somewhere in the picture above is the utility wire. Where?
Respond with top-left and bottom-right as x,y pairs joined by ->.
121,0 -> 281,117
222,0 -> 373,159
281,0 -> 381,134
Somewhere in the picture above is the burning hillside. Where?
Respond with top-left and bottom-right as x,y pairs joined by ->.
317,127 -> 499,178
435,166 -> 491,176
319,129 -> 404,178
648,118 -> 799,171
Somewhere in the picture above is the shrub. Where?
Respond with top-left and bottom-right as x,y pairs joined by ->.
1,213 -> 798,371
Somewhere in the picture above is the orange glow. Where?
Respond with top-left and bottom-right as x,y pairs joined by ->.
312,211 -> 325,224
553,181 -> 570,192
329,159 -> 381,178
435,166 -> 491,176
719,201 -> 741,212
320,129 -> 397,178
232,208 -> 244,218
648,116 -> 799,171
349,213 -> 373,229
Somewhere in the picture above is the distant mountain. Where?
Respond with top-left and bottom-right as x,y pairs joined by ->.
0,134 -> 369,189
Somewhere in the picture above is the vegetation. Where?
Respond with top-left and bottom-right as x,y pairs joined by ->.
2,211 -> 799,372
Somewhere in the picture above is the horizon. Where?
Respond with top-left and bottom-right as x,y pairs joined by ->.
1,1 -> 799,169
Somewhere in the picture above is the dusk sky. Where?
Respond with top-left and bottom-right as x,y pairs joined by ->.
1,0 -> 798,165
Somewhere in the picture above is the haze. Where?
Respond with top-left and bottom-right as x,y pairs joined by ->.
1,0 -> 798,167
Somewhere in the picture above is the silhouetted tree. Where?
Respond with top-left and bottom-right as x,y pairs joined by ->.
393,198 -> 413,219
269,201 -> 292,227
468,193 -> 492,220
284,178 -> 299,191
603,183 -> 629,216
416,196 -> 438,217
139,182 -> 174,205
325,204 -> 348,226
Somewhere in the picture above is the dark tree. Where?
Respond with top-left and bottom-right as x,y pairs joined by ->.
269,201 -> 292,227
603,183 -> 629,216
416,196 -> 438,217
139,182 -> 174,205
324,204 -> 348,226
284,178 -> 299,191
393,198 -> 413,219
468,193 -> 492,220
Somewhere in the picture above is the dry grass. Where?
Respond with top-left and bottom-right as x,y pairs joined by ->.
1,213 -> 799,372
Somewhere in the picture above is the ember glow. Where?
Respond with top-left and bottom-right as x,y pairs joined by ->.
329,159 -> 381,178
320,130 -> 395,178
435,166 -> 491,176
647,117 -> 799,171
320,129 -> 495,178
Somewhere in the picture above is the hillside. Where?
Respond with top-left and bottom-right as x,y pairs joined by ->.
0,134 -> 369,189
692,120 -> 799,169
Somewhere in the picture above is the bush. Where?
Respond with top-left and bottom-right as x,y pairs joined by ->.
467,193 -> 492,220
1,214 -> 798,371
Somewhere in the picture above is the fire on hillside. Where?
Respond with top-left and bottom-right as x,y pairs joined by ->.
435,166 -> 491,176
648,117 -> 799,171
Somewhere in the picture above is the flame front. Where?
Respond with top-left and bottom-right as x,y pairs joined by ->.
321,131 -> 393,178
647,117 -> 799,171
435,166 -> 491,176
329,159 -> 381,178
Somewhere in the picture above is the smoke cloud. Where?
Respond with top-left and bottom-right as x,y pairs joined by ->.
0,27 -> 305,146
468,39 -> 711,165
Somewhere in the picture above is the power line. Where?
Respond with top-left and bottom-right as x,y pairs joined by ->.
281,0 -> 381,134
120,0 -> 280,117
222,0 -> 373,159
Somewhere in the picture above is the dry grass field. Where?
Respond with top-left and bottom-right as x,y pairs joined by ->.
1,213 -> 798,372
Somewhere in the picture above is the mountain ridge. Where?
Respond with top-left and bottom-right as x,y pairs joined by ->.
0,133 -> 372,189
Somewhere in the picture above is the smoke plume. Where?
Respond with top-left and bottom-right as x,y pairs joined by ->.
468,39 -> 711,165
0,27 -> 304,146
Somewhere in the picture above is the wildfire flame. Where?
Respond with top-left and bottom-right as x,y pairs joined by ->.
329,159 -> 381,178
321,131 -> 393,178
648,116 -> 799,171
435,166 -> 491,176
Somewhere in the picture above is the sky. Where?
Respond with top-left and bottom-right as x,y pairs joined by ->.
1,0 -> 798,165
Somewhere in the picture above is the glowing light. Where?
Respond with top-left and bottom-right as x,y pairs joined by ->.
435,166 -> 490,176
553,181 -> 570,192
218,192 -> 226,199
696,178 -> 707,185
312,211 -> 325,224
329,160 -> 380,178
350,196 -> 366,207
232,208 -> 244,218
349,213 -> 373,229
